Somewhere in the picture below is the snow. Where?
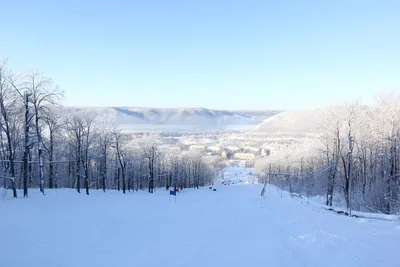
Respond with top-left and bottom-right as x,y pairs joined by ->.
308,195 -> 400,221
1,181 -> 400,266
221,166 -> 257,184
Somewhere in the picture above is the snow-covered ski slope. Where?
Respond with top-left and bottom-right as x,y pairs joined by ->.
221,167 -> 257,184
1,185 -> 400,267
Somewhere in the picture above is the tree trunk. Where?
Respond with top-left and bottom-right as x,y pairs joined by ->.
102,163 -> 106,192
23,92 -> 30,197
102,148 -> 107,192
139,163 -> 143,190
84,160 -> 89,195
76,146 -> 81,193
0,84 -> 17,198
28,151 -> 33,188
38,139 -> 44,194
122,163 -> 126,194
117,167 -> 120,191
326,162 -> 336,206
23,147 -> 29,197
149,154 -> 154,194
9,142 -> 17,198
166,172 -> 171,190
49,133 -> 54,188
35,108 -> 45,194
341,155 -> 350,209
132,171 -> 135,192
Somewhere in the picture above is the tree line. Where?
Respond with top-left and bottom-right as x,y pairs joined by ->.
258,94 -> 400,215
0,60 -> 215,197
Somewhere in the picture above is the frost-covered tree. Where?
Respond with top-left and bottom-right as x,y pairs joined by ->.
257,96 -> 400,214
64,112 -> 97,194
0,60 -> 18,198
141,137 -> 161,194
25,69 -> 62,194
112,130 -> 128,194
42,108 -> 63,188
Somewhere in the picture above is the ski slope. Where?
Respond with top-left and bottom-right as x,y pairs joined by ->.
1,184 -> 400,267
221,166 -> 257,184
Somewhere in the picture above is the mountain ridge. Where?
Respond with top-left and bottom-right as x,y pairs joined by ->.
63,106 -> 282,132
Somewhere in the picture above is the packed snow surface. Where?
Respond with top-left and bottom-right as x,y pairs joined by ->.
1,184 -> 400,267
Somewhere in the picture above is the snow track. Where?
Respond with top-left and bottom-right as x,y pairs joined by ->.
1,185 -> 399,267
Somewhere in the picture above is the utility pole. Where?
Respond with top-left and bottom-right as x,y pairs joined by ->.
348,135 -> 354,216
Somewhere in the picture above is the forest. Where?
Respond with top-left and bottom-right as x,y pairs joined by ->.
259,95 -> 400,215
3,58 -> 400,216
0,60 -> 215,198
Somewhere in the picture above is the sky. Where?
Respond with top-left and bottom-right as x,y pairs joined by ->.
1,0 -> 399,110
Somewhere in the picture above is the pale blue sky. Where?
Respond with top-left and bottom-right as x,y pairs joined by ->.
1,0 -> 399,110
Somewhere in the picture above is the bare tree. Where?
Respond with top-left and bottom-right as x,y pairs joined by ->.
142,137 -> 162,194
112,130 -> 127,194
257,96 -> 400,215
23,69 -> 62,194
43,108 -> 63,188
82,113 -> 97,195
98,126 -> 112,192
64,114 -> 85,193
1,60 -> 220,200
0,60 -> 18,198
